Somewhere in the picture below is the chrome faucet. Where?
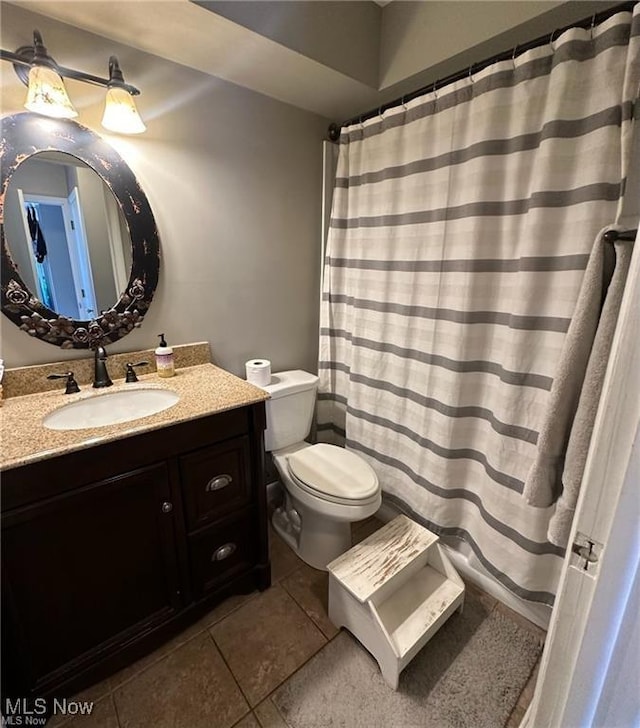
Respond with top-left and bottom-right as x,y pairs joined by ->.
93,345 -> 113,388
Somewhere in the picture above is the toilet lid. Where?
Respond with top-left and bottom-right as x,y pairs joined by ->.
287,444 -> 378,501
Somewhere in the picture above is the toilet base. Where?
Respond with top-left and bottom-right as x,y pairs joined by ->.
270,444 -> 381,571
272,501 -> 353,571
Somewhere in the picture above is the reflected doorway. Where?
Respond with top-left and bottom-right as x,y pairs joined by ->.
20,190 -> 98,320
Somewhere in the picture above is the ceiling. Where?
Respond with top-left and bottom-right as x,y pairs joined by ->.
4,0 -> 620,122
6,0 -> 382,120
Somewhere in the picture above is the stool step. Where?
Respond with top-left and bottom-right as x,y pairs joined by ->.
373,564 -> 464,659
327,514 -> 439,603
328,515 -> 465,690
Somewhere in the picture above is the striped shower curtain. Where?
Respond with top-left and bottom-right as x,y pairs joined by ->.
318,7 -> 639,604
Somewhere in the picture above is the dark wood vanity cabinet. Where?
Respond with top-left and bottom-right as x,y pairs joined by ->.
1,402 -> 269,702
2,463 -> 182,691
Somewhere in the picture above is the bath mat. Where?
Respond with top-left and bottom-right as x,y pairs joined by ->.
272,591 -> 541,728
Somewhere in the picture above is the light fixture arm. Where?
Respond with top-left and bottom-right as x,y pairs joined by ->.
30,29 -> 55,70
0,29 -> 140,96
107,56 -> 127,88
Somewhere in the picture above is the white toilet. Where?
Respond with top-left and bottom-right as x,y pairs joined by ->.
262,370 -> 381,570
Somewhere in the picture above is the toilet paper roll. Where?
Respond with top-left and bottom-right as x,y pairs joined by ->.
245,359 -> 271,387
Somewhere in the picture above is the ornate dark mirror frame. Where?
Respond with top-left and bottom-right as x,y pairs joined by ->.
0,112 -> 160,349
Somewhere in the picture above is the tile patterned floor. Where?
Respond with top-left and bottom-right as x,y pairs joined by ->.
52,518 -> 543,728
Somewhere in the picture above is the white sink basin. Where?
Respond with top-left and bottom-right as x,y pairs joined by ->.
43,388 -> 180,431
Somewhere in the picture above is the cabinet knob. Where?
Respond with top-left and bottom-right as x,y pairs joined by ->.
212,543 -> 236,562
206,474 -> 233,492
161,501 -> 173,514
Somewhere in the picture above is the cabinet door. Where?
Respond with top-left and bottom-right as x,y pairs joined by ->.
2,462 -> 181,693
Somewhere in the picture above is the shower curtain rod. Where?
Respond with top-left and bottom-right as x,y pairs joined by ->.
603,229 -> 638,242
329,0 -> 637,139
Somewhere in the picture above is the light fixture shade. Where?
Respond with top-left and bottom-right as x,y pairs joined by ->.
25,65 -> 77,118
102,86 -> 146,134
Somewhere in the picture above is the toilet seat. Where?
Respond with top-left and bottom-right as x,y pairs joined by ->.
287,443 -> 379,506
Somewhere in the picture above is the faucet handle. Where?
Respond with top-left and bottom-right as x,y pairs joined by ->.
125,361 -> 149,383
47,371 -> 81,395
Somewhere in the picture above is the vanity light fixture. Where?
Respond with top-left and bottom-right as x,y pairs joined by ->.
22,31 -> 77,119
101,56 -> 146,134
0,29 -> 146,134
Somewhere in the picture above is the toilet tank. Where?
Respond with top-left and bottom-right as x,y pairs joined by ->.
261,370 -> 319,452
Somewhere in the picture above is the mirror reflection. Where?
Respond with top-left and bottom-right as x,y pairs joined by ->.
4,151 -> 132,320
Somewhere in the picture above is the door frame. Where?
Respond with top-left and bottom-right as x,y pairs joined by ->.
524,229 -> 639,726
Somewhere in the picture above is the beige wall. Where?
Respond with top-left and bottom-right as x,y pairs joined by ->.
1,4 -> 329,376
377,1 -> 620,102
198,1 -> 382,87
379,1 -> 560,88
2,2 -> 625,375
75,166 -> 120,311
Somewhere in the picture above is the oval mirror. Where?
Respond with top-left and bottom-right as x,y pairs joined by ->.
0,113 -> 160,349
5,151 -> 133,321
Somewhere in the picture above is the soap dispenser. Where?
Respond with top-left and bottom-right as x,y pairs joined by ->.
155,333 -> 175,378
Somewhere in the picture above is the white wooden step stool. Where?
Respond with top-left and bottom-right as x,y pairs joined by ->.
327,514 -> 465,690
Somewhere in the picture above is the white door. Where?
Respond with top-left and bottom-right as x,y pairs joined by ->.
67,187 -> 98,319
525,229 -> 640,727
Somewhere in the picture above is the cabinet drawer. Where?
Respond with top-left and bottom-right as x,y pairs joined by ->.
189,510 -> 256,597
180,436 -> 251,531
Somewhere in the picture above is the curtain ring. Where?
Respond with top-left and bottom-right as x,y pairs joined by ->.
401,95 -> 407,111
511,44 -> 518,69
432,81 -> 438,99
378,106 -> 384,120
468,64 -> 475,84
590,14 -> 596,40
549,29 -> 557,50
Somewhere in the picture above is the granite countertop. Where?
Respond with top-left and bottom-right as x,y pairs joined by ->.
0,364 -> 269,472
